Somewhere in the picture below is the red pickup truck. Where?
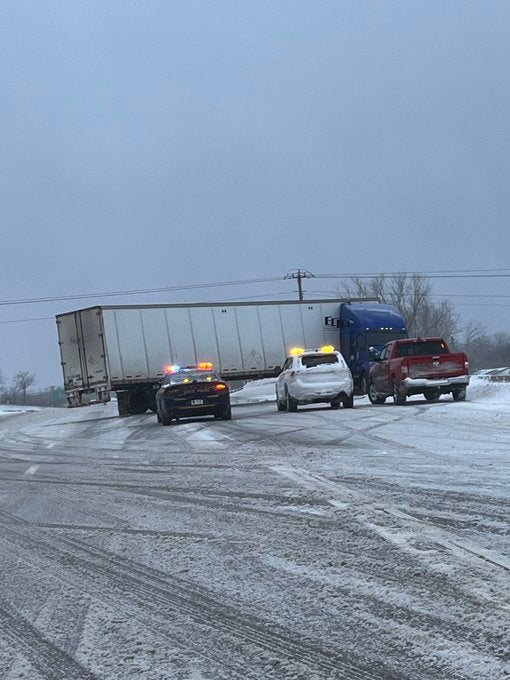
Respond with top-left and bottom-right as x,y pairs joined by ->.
368,337 -> 469,405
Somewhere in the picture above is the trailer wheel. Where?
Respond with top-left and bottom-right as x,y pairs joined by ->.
127,389 -> 151,415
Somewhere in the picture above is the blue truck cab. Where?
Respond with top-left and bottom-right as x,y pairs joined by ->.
327,302 -> 408,394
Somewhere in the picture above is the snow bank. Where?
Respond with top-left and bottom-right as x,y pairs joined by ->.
0,405 -> 41,417
467,375 -> 510,405
230,378 -> 276,404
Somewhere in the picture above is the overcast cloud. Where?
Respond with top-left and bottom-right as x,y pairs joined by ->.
1,0 -> 509,387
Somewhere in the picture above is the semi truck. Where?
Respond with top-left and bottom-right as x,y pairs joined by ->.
56,299 -> 407,415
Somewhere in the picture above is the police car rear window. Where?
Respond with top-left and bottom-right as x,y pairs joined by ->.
168,370 -> 219,384
301,354 -> 339,368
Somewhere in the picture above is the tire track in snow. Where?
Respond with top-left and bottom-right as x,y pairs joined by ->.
0,598 -> 98,680
0,518 -> 398,680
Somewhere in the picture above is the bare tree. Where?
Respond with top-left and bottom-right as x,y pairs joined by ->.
341,272 -> 458,339
13,371 -> 36,405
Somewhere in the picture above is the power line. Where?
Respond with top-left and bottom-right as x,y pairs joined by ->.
0,316 -> 54,324
316,267 -> 510,277
317,273 -> 510,280
0,276 -> 283,307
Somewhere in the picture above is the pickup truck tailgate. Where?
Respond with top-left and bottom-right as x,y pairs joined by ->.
407,353 -> 467,379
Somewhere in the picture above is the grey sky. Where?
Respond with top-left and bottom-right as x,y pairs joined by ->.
1,1 -> 509,387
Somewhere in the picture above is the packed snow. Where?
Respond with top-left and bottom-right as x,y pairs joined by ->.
0,375 -> 508,679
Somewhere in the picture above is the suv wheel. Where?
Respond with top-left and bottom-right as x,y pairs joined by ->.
286,389 -> 298,412
342,394 -> 354,409
276,389 -> 287,411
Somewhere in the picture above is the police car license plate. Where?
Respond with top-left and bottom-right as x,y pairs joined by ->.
191,399 -> 204,405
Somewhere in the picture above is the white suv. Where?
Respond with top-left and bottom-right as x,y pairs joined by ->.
276,346 -> 354,412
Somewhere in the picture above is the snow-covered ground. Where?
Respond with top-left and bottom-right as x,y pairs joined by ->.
0,405 -> 41,417
0,378 -> 508,679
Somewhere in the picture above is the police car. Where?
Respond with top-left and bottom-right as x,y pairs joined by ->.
275,346 -> 354,411
155,363 -> 231,425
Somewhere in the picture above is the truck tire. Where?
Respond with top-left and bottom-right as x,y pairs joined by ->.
424,388 -> 441,401
127,389 -> 151,415
220,405 -> 232,420
330,399 -> 341,409
368,380 -> 386,405
116,391 -> 129,416
360,373 -> 368,395
452,387 -> 466,401
392,379 -> 407,406
342,394 -> 354,408
286,389 -> 298,412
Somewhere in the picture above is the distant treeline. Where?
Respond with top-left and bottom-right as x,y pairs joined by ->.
1,386 -> 67,408
457,329 -> 510,372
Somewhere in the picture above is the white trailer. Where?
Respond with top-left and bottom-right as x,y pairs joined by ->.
56,300 -> 353,415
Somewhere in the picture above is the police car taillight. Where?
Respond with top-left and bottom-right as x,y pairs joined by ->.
215,383 -> 227,391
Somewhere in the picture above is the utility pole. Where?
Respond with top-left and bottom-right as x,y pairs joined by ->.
284,269 -> 315,300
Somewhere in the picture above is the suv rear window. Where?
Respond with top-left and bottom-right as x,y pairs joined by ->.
301,354 -> 339,368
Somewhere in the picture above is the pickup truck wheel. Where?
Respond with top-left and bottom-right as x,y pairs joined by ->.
160,410 -> 172,426
276,389 -> 287,411
424,388 -> 441,401
342,394 -> 354,409
368,380 -> 386,405
392,379 -> 407,406
452,387 -> 466,402
330,399 -> 341,409
286,389 -> 298,412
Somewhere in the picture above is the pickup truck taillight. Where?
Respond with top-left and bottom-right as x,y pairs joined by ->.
401,364 -> 408,375
464,359 -> 469,371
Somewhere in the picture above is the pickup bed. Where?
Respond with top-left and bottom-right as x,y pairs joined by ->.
368,338 -> 469,405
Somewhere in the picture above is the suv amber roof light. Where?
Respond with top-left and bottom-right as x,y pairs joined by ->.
289,347 -> 305,356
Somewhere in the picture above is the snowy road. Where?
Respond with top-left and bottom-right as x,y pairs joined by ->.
0,380 -> 509,679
